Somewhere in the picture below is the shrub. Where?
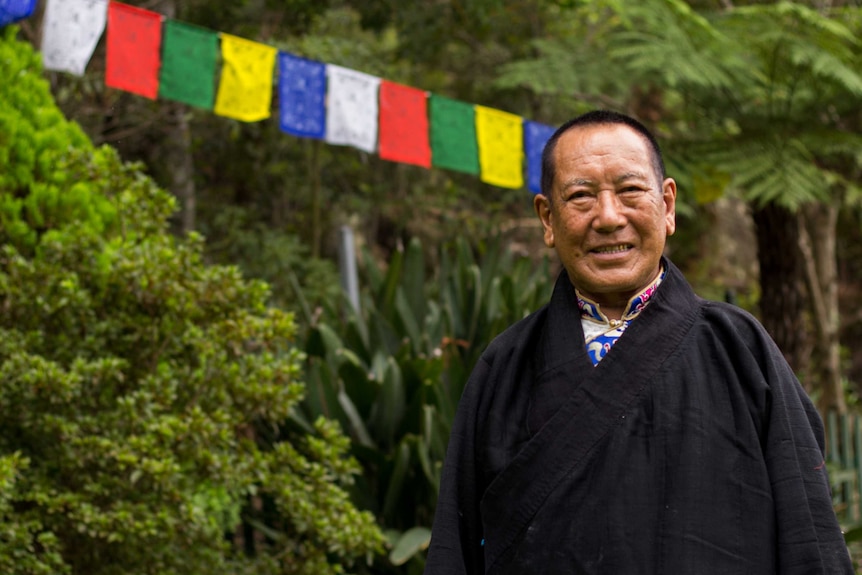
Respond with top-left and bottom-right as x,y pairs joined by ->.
0,26 -> 383,575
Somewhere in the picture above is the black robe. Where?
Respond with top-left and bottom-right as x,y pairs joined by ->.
424,259 -> 852,574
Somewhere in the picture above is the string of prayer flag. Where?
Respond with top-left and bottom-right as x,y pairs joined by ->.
278,52 -> 326,139
158,20 -> 218,110
105,2 -> 162,99
428,94 -> 479,175
25,5 -> 558,191
378,81 -> 431,168
213,34 -> 278,122
0,0 -> 36,27
475,105 -> 524,189
325,64 -> 381,154
41,0 -> 107,76
524,121 -> 555,194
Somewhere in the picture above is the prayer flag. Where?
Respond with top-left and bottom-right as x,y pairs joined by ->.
428,94 -> 479,175
325,64 -> 380,153
278,52 -> 326,139
475,105 -> 524,189
213,34 -> 278,122
0,0 -> 36,27
41,0 -> 107,76
158,20 -> 218,110
524,120 -> 555,194
378,81 -> 430,168
105,2 -> 162,99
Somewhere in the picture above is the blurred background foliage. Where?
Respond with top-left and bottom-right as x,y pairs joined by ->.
3,0 -> 862,571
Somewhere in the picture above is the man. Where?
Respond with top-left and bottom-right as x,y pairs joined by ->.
424,110 -> 853,574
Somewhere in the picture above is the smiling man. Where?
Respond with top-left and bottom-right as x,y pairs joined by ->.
424,110 -> 852,574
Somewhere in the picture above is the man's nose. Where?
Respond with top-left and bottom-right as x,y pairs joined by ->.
593,191 -> 627,231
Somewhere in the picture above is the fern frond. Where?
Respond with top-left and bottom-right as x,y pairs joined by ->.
494,33 -> 633,108
701,137 -> 831,209
728,2 -> 859,45
786,42 -> 862,96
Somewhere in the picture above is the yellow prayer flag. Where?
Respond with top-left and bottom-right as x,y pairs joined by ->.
475,105 -> 524,189
214,34 -> 277,122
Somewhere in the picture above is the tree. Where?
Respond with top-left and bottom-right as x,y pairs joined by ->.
0,26 -> 383,574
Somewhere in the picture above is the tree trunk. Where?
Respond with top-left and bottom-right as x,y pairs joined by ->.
159,0 -> 195,235
171,106 -> 197,235
798,202 -> 845,415
751,203 -> 811,382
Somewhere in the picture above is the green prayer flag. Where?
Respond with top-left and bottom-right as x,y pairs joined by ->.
429,94 -> 479,175
158,20 -> 218,109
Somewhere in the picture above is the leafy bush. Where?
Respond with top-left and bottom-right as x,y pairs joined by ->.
0,26 -> 383,574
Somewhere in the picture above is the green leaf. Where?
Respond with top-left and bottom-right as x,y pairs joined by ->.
373,357 -> 406,447
381,441 -> 411,522
395,287 -> 422,355
306,323 -> 344,359
389,526 -> 432,566
337,389 -> 376,449
403,237 -> 426,322
843,523 -> 862,543
337,349 -> 376,418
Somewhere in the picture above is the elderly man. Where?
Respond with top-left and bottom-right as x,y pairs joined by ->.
424,110 -> 852,574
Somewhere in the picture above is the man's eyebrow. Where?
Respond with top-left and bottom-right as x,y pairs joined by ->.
560,172 -> 651,189
614,171 -> 650,184
560,177 -> 594,189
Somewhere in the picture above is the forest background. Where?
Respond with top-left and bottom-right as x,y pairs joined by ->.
3,0 -> 862,573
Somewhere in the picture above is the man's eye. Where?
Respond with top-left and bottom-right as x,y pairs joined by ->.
619,187 -> 647,198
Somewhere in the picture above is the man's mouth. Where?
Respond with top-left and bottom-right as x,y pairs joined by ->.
591,244 -> 632,254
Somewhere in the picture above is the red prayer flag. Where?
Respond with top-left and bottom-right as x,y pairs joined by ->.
105,2 -> 162,99
378,80 -> 431,168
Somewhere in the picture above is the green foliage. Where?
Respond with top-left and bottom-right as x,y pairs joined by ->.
0,28 -> 383,574
0,453 -> 68,574
0,27 -> 105,253
301,237 -> 553,573
201,204 -> 341,314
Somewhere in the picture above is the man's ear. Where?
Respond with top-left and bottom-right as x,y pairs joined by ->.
662,178 -> 677,237
534,193 -> 555,248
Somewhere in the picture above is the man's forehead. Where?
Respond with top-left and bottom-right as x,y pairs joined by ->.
555,122 -> 650,152
552,123 -> 661,183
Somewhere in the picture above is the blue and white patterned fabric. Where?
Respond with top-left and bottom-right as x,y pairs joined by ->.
578,266 -> 666,365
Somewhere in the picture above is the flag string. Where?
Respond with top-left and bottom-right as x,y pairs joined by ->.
12,0 -> 555,193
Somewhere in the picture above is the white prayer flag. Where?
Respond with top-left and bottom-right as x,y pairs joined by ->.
41,0 -> 107,76
324,64 -> 381,153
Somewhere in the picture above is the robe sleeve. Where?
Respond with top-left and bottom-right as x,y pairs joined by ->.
424,357 -> 489,575
758,334 -> 854,573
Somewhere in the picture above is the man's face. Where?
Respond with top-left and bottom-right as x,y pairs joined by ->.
534,123 -> 677,312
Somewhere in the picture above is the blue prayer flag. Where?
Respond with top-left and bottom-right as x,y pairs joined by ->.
278,52 -> 326,139
524,120 -> 556,195
0,0 -> 37,27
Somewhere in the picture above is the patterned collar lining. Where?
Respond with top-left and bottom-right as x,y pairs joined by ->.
577,264 -> 666,325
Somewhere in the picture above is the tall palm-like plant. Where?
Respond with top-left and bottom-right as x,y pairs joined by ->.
298,237 -> 553,573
